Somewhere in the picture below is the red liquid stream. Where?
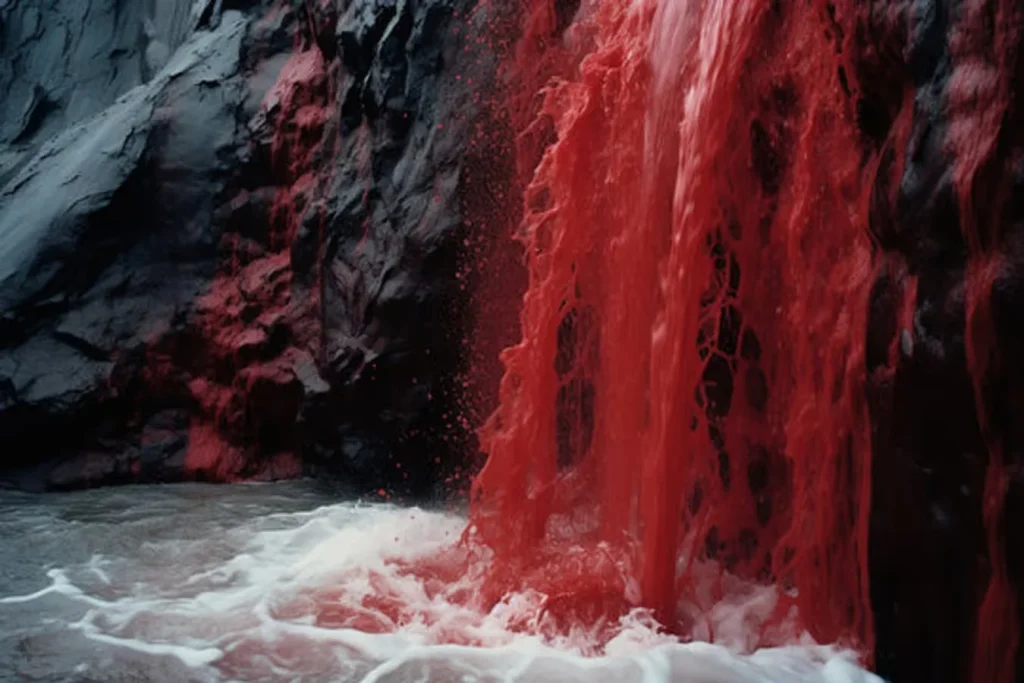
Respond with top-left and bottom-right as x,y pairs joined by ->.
470,0 -> 883,655
464,0 -> 1024,678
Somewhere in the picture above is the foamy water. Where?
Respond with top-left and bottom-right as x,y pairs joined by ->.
0,482 -> 882,682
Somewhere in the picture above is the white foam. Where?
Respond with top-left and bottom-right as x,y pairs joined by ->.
0,502 -> 884,682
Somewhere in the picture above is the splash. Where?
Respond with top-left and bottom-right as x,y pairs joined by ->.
0,484 -> 879,682
469,0 -> 910,663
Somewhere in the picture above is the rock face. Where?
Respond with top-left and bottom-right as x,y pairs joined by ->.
0,0 -> 498,494
854,1 -> 1024,680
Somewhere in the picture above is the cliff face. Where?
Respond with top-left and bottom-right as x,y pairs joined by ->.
0,0 -> 499,494
854,1 -> 1024,680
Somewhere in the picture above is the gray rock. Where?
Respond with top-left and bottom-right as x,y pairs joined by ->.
0,0 -> 501,496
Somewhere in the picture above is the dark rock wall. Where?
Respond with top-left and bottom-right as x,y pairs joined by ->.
0,0 -> 500,494
856,0 -> 1024,680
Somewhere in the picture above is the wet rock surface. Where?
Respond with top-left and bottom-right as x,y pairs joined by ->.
857,0 -> 1024,680
0,0 -> 496,495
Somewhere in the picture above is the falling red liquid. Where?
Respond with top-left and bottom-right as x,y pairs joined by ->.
464,0 -> 1024,678
468,0 -> 908,663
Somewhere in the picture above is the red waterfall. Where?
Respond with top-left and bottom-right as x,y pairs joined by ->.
471,0 -> 881,654
465,0 -> 1023,678
464,0 -> 1024,679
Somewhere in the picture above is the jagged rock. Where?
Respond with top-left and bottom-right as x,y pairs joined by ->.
0,0 -> 499,494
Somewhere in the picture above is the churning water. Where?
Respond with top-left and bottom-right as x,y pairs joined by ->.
0,481 -> 879,682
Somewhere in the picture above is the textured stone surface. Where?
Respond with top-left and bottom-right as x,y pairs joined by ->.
855,0 -> 1024,680
0,0 -> 497,495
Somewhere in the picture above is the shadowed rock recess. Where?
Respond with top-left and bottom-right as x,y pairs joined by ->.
0,0 -> 502,494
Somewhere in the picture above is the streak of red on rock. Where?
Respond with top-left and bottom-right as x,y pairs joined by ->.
947,1 -> 1024,681
466,0 -> 915,664
184,421 -> 244,479
173,6 -> 337,483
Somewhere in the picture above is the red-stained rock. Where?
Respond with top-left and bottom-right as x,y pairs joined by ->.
0,0 -> 502,497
